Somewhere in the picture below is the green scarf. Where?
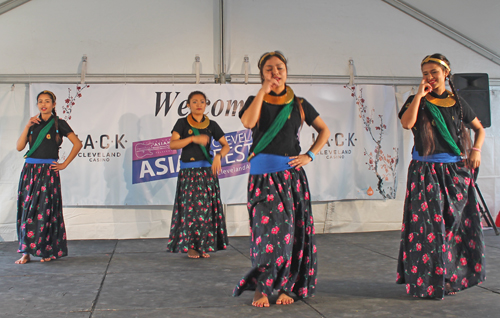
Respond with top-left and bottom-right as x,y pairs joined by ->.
248,99 -> 294,161
24,118 -> 55,159
424,100 -> 462,156
191,127 -> 213,165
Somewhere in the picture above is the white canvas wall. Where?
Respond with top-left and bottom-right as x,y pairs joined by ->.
1,0 -> 499,241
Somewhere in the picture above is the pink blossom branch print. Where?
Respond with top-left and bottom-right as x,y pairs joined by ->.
344,85 -> 399,199
62,84 -> 89,121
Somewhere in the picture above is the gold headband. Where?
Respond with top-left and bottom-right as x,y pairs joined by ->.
258,51 -> 286,69
421,57 -> 450,71
40,90 -> 56,101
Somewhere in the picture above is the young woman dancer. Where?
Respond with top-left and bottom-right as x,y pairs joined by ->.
396,54 -> 486,298
166,91 -> 230,259
15,90 -> 82,264
233,51 -> 330,307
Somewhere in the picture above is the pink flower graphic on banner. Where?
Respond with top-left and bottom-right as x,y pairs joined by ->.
408,233 -> 414,242
266,279 -> 273,287
416,243 -> 422,251
450,274 -> 458,282
62,85 -> 89,121
435,267 -> 444,275
255,188 -> 261,196
267,194 -> 274,202
411,266 -> 417,273
434,214 -> 442,222
345,85 -> 399,199
271,226 -> 279,234
417,277 -> 423,286
412,214 -> 418,222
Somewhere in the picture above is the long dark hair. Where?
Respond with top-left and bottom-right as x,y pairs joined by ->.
419,54 -> 471,156
257,51 -> 304,126
32,90 -> 62,145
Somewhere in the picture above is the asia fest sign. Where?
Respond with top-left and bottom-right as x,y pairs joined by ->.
29,83 -> 399,206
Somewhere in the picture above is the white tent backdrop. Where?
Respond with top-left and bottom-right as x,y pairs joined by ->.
0,0 -> 499,241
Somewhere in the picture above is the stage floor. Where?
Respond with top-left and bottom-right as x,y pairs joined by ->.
1,230 -> 499,317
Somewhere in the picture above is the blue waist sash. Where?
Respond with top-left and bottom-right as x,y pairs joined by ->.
250,153 -> 292,175
412,148 -> 462,163
25,158 -> 57,164
180,160 -> 212,170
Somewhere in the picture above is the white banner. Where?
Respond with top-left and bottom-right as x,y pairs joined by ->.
29,84 -> 399,205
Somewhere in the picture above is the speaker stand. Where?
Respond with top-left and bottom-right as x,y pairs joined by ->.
473,168 -> 499,235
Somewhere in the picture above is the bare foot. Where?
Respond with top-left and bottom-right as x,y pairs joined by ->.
14,254 -> 30,264
276,290 -> 294,305
187,249 -> 200,259
200,252 -> 210,258
445,282 -> 456,295
252,289 -> 270,308
40,258 -> 52,263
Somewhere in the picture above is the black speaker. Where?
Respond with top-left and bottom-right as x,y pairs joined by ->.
452,73 -> 491,128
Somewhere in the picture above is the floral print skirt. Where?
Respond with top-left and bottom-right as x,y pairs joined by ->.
166,167 -> 228,254
233,167 -> 317,299
396,160 -> 485,299
17,163 -> 68,259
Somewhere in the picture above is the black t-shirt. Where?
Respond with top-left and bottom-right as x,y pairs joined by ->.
27,115 -> 74,159
172,116 -> 225,162
398,91 -> 476,156
239,89 -> 319,156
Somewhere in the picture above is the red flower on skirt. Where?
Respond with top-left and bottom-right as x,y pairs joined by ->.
266,244 -> 274,253
261,216 -> 270,224
421,202 -> 428,211
475,263 -> 482,272
422,254 -> 430,264
427,285 -> 434,296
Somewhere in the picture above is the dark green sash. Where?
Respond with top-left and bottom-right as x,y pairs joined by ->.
23,118 -> 55,159
424,100 -> 462,156
248,99 -> 294,161
191,127 -> 213,164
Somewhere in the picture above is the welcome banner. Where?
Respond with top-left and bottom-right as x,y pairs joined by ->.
29,84 -> 399,205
